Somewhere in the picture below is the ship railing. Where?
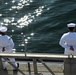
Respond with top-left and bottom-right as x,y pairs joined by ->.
0,52 -> 75,75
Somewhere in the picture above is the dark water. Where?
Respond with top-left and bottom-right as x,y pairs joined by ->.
0,0 -> 76,53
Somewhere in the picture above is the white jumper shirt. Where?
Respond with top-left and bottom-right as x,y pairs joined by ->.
59,32 -> 76,55
0,35 -> 14,52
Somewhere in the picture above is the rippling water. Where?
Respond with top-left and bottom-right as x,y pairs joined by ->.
0,0 -> 76,53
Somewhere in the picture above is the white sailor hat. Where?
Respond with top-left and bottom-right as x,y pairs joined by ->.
67,23 -> 76,27
0,26 -> 7,32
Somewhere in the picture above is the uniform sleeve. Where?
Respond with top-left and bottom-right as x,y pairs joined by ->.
5,37 -> 14,51
59,34 -> 70,49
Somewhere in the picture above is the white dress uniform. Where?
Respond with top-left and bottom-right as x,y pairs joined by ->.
59,23 -> 76,55
0,26 -> 18,69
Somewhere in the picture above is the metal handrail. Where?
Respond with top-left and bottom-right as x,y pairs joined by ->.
0,52 -> 75,75
0,52 -> 73,58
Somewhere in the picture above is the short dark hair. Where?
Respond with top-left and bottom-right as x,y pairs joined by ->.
68,27 -> 75,31
0,32 -> 6,35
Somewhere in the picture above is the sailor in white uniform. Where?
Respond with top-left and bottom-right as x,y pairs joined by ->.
59,23 -> 76,55
0,26 -> 19,70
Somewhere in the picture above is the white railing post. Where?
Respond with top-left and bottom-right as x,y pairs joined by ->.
64,57 -> 76,75
33,59 -> 38,75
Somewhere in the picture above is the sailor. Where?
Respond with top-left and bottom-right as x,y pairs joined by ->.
0,26 -> 19,70
59,23 -> 76,55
